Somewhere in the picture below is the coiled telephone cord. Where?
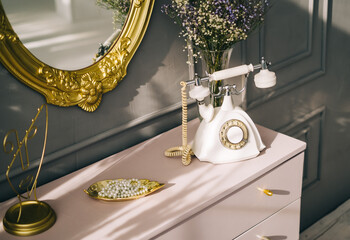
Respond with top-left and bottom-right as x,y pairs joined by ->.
164,81 -> 193,165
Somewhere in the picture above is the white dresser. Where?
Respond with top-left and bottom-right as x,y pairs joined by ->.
156,153 -> 303,240
0,119 -> 306,240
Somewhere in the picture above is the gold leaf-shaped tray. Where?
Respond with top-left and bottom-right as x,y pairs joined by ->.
84,179 -> 164,201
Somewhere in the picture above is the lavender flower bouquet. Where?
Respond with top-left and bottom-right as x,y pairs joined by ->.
162,0 -> 269,105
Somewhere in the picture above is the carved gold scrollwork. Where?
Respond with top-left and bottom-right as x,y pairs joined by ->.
99,37 -> 130,84
38,66 -> 79,90
35,36 -> 131,112
78,72 -> 103,112
37,67 -> 80,107
0,0 -> 155,112
35,36 -> 132,112
0,15 -> 18,42
135,0 -> 145,8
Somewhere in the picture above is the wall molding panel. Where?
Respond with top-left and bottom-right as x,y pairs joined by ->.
267,0 -> 314,71
278,106 -> 325,190
247,0 -> 328,110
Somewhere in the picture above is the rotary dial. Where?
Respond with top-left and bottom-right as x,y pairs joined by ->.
219,119 -> 249,150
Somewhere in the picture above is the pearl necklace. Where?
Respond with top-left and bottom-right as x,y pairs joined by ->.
98,178 -> 148,199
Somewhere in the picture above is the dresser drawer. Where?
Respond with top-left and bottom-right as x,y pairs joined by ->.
235,198 -> 301,240
155,153 -> 304,240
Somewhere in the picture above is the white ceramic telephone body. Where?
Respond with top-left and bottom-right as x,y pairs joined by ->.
189,58 -> 276,164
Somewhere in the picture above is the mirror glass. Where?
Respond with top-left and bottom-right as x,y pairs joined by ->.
2,0 -> 130,70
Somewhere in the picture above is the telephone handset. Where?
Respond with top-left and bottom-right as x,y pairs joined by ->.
165,58 -> 276,165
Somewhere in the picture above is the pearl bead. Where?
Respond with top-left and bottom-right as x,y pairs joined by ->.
98,179 -> 149,199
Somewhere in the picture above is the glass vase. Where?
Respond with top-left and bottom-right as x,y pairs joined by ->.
200,48 -> 233,107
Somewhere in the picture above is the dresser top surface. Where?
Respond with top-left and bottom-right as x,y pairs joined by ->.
0,119 -> 306,240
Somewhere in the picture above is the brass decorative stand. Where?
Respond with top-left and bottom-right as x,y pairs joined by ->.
3,201 -> 55,236
2,104 -> 56,236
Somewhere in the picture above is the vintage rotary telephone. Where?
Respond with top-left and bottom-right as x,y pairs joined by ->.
165,58 -> 276,165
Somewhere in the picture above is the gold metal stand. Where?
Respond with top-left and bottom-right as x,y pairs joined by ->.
2,104 -> 56,236
3,201 -> 56,236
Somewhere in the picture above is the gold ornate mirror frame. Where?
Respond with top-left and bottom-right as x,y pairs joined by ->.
0,0 -> 154,112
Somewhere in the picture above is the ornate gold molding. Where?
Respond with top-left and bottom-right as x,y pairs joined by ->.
135,0 -> 146,8
0,0 -> 154,112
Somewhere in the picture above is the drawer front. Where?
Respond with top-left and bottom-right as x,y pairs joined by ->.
235,198 -> 301,240
155,153 -> 304,240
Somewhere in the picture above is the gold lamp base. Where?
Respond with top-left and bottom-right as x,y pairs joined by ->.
3,200 -> 56,236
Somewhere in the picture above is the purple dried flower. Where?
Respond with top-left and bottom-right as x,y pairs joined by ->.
162,0 -> 270,51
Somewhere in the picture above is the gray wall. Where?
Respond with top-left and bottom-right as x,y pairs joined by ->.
1,0 -> 349,232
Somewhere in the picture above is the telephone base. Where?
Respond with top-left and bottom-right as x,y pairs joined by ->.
192,106 -> 265,164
